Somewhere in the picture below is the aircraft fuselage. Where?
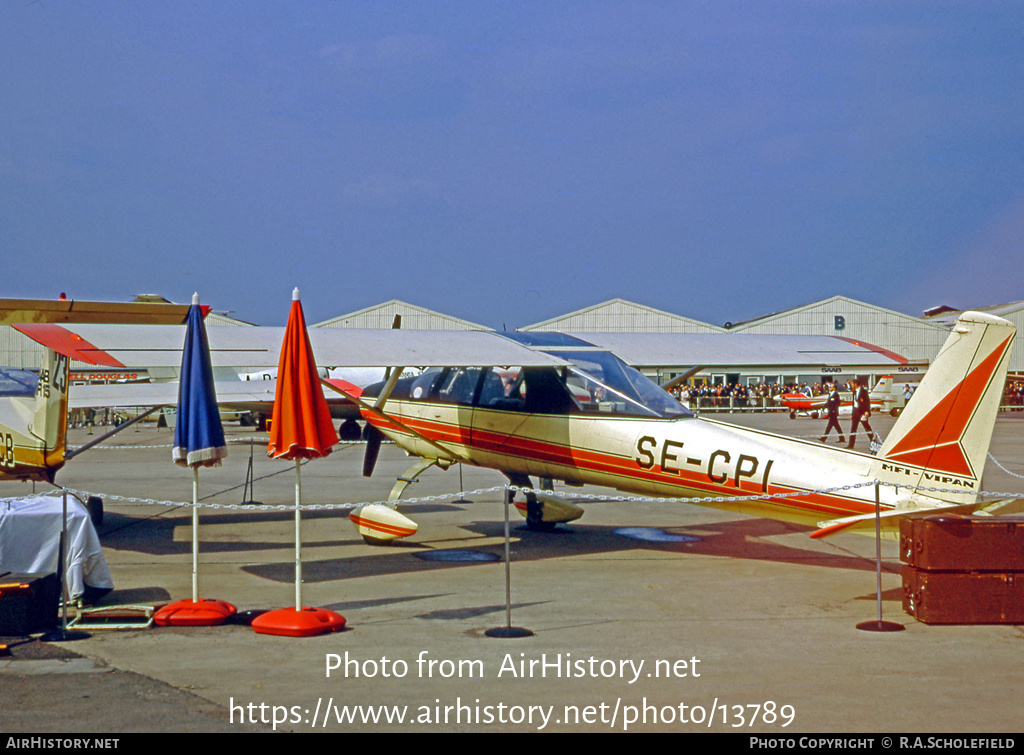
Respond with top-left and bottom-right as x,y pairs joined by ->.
366,396 -> 892,528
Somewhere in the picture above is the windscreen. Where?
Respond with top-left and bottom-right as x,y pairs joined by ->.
546,350 -> 692,419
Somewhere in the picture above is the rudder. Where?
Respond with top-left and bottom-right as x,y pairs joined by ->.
871,311 -> 1015,504
30,347 -> 70,477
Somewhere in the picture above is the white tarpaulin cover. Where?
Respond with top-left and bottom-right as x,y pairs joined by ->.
0,494 -> 113,600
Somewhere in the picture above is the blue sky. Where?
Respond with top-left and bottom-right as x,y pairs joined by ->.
1,1 -> 1021,328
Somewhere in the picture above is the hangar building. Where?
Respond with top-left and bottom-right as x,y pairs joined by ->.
922,300 -> 1024,374
523,298 -> 724,334
314,300 -> 489,331
520,296 -> 934,389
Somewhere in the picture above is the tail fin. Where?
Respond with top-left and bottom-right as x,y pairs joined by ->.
871,311 -> 1015,504
30,348 -> 70,478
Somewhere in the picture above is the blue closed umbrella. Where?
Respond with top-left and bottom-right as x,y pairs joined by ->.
155,293 -> 235,624
173,294 -> 226,468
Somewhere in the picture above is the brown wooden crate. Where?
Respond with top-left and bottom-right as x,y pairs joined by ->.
902,566 -> 1024,624
899,515 -> 1024,571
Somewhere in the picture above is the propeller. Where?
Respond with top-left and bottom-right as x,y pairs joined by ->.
362,311 -> 402,477
363,423 -> 385,477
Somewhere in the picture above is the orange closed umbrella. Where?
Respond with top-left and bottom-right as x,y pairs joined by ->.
267,290 -> 338,460
253,289 -> 344,637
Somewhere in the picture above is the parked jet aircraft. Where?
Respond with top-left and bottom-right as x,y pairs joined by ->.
15,312 -> 1013,546
65,374 -> 367,434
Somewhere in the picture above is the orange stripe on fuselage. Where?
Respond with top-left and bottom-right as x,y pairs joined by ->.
367,410 -> 880,522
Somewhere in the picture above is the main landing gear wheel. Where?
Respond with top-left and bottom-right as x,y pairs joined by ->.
504,472 -> 556,531
337,418 -> 361,441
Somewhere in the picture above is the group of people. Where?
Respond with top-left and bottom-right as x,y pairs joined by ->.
1003,382 -> 1024,408
674,381 -> 785,409
818,379 -> 877,450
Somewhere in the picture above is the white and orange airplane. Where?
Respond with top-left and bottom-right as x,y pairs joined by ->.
13,310 -> 1017,545
774,376 -> 903,419
335,311 -> 1016,542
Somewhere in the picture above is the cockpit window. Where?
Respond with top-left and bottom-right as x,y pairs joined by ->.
410,369 -> 446,400
399,352 -> 691,420
546,350 -> 691,418
435,367 -> 483,405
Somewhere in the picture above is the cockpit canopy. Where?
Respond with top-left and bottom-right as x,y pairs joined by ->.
381,340 -> 691,420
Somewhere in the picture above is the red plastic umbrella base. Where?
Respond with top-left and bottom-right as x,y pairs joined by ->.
154,598 -> 238,627
251,606 -> 346,637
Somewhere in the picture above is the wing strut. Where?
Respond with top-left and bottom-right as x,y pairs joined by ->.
65,407 -> 163,461
320,377 -> 464,466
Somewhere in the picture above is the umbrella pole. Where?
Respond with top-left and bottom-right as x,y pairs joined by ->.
43,488 -> 88,642
61,488 -> 69,630
295,459 -> 302,611
192,466 -> 199,603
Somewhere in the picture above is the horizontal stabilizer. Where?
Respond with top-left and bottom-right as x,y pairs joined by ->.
811,498 -> 1019,539
15,324 -> 126,367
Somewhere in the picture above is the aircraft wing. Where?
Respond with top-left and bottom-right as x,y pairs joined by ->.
0,297 -> 202,326
565,332 -> 911,369
15,324 -> 569,370
18,323 -> 912,376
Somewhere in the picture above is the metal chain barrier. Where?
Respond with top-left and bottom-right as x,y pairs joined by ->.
56,485 -> 510,512
55,479 -> 1021,514
66,439 -> 371,451
988,451 -> 1024,480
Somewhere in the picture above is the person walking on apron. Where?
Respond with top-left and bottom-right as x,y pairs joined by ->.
818,382 -> 845,444
848,379 -> 876,450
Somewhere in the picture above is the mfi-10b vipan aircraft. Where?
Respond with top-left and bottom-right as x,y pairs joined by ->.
14,311 -> 1016,544
339,311 -> 1014,541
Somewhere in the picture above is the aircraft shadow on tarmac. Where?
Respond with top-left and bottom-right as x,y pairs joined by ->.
94,499 -> 894,577
92,504 -> 455,555
86,496 -> 901,612
235,511 -> 897,586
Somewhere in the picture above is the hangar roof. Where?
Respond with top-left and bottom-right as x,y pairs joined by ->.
921,300 -> 1024,327
315,300 -> 489,331
522,298 -> 724,333
725,295 -> 947,333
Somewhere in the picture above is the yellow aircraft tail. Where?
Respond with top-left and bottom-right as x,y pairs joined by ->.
31,348 -> 71,477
